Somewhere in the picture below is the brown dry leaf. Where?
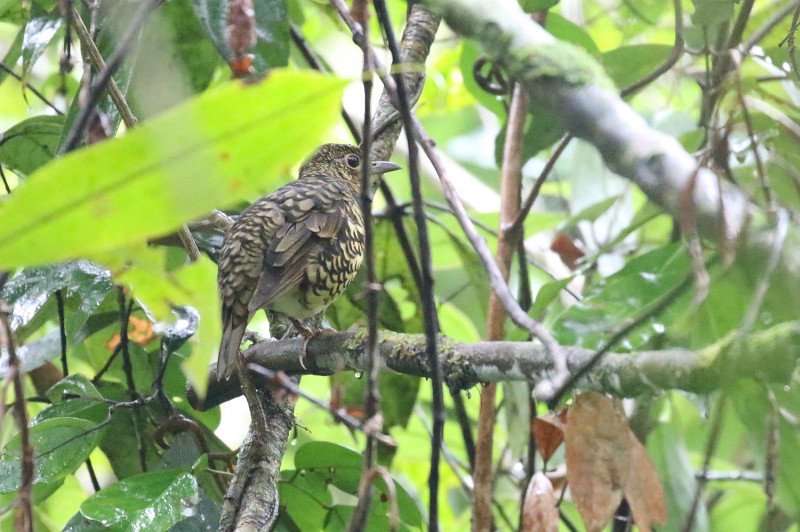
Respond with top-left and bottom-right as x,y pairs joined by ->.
533,410 -> 567,463
625,433 -> 667,531
564,392 -> 631,532
106,316 -> 155,350
226,0 -> 256,58
550,234 -> 584,270
521,472 -> 559,532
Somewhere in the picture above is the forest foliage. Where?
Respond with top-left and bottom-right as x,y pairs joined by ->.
0,0 -> 799,530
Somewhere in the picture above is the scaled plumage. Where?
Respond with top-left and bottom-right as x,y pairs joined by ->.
216,144 -> 401,379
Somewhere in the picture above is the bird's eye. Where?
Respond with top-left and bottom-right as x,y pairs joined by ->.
346,155 -> 360,168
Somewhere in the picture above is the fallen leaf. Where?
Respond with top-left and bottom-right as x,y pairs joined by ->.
564,392 -> 667,532
521,472 -> 559,532
625,433 -> 667,531
533,410 -> 567,463
564,392 -> 631,532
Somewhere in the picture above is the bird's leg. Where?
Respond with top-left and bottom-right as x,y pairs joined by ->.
288,318 -> 337,370
289,318 -> 314,370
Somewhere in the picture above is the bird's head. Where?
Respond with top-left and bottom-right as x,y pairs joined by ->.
298,143 -> 402,198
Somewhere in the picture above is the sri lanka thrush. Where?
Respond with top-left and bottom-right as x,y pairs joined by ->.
216,143 -> 401,379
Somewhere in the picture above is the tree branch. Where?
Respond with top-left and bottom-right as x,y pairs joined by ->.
189,321 -> 800,411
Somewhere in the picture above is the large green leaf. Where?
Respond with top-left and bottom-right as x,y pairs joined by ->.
0,115 -> 65,177
79,469 -> 199,529
0,69 -> 346,268
0,417 -> 105,493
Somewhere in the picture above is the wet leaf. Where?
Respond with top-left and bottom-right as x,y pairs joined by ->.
22,4 -> 63,77
0,418 -> 105,493
79,469 -> 198,529
521,472 -> 559,532
46,374 -> 104,401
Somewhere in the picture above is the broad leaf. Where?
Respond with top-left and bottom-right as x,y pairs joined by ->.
0,69 -> 346,268
79,469 -> 199,529
0,417 -> 105,493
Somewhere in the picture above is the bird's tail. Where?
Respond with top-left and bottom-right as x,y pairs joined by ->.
217,312 -> 246,381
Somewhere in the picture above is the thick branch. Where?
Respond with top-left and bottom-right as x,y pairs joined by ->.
422,0 -> 751,247
190,322 -> 800,411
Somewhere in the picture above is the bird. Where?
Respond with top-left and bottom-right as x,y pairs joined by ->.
215,143 -> 402,380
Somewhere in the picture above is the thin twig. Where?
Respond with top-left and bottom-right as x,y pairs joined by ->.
0,279 -> 33,532
348,3 -> 381,528
546,268 -> 696,408
742,0 -> 800,53
55,290 -> 68,376
683,394 -> 727,532
372,3 -> 443,529
60,0 -> 164,154
0,160 -> 10,194
473,82 -> 528,531
620,0 -> 684,97
509,133 -> 571,237
0,62 -> 63,116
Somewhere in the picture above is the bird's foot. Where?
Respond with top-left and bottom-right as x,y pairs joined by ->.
289,319 -> 336,370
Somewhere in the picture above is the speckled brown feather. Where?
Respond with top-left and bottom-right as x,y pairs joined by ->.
216,144 -> 400,379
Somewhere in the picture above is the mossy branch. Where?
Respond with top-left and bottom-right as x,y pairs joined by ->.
190,321 -> 800,411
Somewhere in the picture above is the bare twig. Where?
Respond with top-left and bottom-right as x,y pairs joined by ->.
0,279 -> 33,532
743,0 -> 800,53
683,395 -> 727,532
61,0 -> 164,154
620,0 -> 684,97
246,365 -> 396,447
0,62 -> 63,116
348,4 -> 381,528
371,3 -> 443,529
473,83 -> 528,531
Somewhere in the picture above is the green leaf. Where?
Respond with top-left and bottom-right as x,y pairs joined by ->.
0,115 -> 65,177
278,473 -> 332,530
191,0 -> 289,74
519,0 -> 559,13
79,469 -> 199,529
545,13 -> 599,55
46,374 -> 104,401
0,417 -> 105,493
293,442 -> 422,526
31,398 -> 110,428
0,28 -> 23,87
602,44 -> 674,88
21,4 -> 62,77
0,69 -> 347,268
552,243 -> 689,349
1,260 -> 111,339
690,0 -> 734,26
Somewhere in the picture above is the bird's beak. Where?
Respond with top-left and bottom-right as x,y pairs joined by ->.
369,160 -> 402,175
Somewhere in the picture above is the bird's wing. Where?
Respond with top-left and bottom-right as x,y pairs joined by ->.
247,179 -> 349,312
